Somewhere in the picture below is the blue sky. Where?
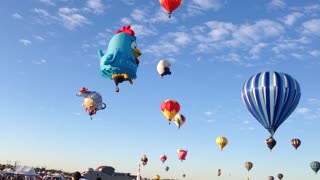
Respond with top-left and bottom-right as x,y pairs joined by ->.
1,0 -> 320,179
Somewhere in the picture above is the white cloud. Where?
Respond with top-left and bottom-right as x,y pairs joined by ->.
249,43 -> 268,58
272,37 -> 310,54
121,0 -> 135,6
282,12 -> 303,26
302,19 -> 320,36
166,32 -> 192,46
32,35 -> 45,41
204,111 -> 213,116
268,0 -> 286,9
243,120 -> 249,124
86,0 -> 104,15
205,21 -> 236,41
233,20 -> 284,45
130,9 -> 145,21
131,24 -> 157,37
309,50 -> 320,57
58,7 -> 90,30
291,53 -> 303,59
19,39 -> 32,45
187,0 -> 223,15
32,59 -> 47,65
121,17 -> 132,25
39,0 -> 55,6
12,13 -> 23,20
33,8 -> 50,16
297,107 -> 311,113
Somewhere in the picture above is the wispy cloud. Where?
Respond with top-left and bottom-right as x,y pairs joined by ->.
32,59 -> 47,65
33,8 -> 50,17
243,120 -> 250,124
249,43 -> 268,59
121,0 -> 135,6
85,0 -> 104,15
19,39 -> 32,45
268,0 -> 286,9
309,50 -> 320,57
32,35 -> 45,41
58,7 -> 90,30
282,12 -> 303,26
12,13 -> 23,20
296,107 -> 311,113
302,19 -> 320,36
39,0 -> 55,6
204,111 -> 213,116
187,0 -> 223,15
131,24 -> 157,37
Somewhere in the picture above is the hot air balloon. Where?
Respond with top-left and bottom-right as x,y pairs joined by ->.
157,60 -> 171,78
160,155 -> 167,163
241,71 -> 301,136
165,166 -> 169,172
310,161 -> 320,174
182,174 -> 186,178
266,136 -> 277,151
159,0 -> 183,18
291,138 -> 301,150
217,169 -> 221,176
161,100 -> 180,124
76,87 -> 106,120
247,176 -> 250,180
268,176 -> 274,180
154,175 -> 160,180
174,113 -> 186,129
216,136 -> 228,151
99,25 -> 142,92
277,173 -> 283,180
141,154 -> 148,166
244,162 -> 253,172
177,149 -> 187,162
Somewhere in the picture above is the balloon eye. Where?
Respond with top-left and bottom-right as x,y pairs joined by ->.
131,41 -> 137,49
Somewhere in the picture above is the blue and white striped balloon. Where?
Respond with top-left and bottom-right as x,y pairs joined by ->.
241,71 -> 301,136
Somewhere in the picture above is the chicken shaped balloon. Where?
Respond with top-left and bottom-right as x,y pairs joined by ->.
76,87 -> 106,120
177,149 -> 187,162
99,25 -> 141,92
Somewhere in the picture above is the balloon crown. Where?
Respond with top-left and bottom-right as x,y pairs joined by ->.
115,25 -> 135,36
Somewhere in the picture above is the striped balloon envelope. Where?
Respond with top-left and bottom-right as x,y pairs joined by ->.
241,71 -> 301,136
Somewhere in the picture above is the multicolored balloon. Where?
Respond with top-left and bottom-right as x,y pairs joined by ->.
216,136 -> 228,151
244,162 -> 253,172
277,173 -> 283,180
310,161 -> 320,174
177,149 -> 187,162
141,154 -> 148,166
173,113 -> 186,129
99,25 -> 141,92
242,71 -> 301,136
159,0 -> 183,18
76,87 -> 106,120
266,136 -> 277,151
157,60 -> 171,78
291,138 -> 301,150
160,155 -> 167,163
161,100 -> 180,124
217,169 -> 221,176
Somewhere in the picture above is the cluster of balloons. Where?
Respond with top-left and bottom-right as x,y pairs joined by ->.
160,99 -> 187,129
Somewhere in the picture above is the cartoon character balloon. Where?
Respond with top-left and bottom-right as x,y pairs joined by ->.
244,162 -> 253,172
160,155 -> 167,163
291,138 -> 301,150
216,136 -> 228,151
157,60 -> 171,78
99,25 -> 141,92
242,71 -> 301,136
76,87 -> 106,120
173,113 -> 186,129
141,154 -> 148,166
160,0 -> 183,18
266,136 -> 277,151
310,161 -> 320,174
177,149 -> 187,162
161,100 -> 180,124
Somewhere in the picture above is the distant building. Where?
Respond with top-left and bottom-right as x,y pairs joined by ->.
83,166 -> 143,180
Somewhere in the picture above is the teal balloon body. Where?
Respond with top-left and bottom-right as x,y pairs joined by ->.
99,26 -> 139,80
310,161 -> 320,174
242,71 -> 301,136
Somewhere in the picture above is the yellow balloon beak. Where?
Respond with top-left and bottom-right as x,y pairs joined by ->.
132,48 -> 141,58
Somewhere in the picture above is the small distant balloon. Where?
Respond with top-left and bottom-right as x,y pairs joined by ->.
277,173 -> 283,180
157,60 -> 171,78
310,161 -> 320,174
266,136 -> 277,151
291,138 -> 301,150
216,136 -> 228,151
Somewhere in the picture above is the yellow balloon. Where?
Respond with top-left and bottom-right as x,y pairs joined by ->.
216,136 -> 228,151
154,175 -> 160,180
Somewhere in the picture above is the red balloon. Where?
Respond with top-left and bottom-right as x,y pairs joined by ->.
177,149 -> 187,162
160,155 -> 167,163
159,0 -> 183,18
291,138 -> 301,150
